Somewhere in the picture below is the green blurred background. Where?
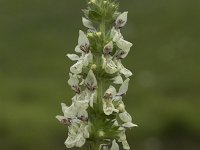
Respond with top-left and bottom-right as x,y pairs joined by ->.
0,0 -> 200,149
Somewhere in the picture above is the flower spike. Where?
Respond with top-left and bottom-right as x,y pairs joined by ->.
56,0 -> 137,149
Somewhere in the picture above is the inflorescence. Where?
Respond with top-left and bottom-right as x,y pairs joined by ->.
56,0 -> 137,149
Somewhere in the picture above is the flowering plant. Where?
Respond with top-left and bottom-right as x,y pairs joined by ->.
56,0 -> 137,149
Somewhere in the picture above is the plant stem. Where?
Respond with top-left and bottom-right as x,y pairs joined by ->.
90,142 -> 99,150
90,19 -> 107,150
100,20 -> 106,43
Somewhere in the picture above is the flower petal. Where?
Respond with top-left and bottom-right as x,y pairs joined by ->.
68,73 -> 80,93
82,52 -> 93,66
111,140 -> 119,150
103,41 -> 113,55
120,68 -> 132,78
70,61 -> 83,74
122,122 -> 138,128
103,99 -> 115,115
119,111 -> 132,123
122,140 -> 130,150
82,17 -> 94,29
115,11 -> 128,28
67,54 -> 80,61
85,70 -> 97,91
61,103 -> 68,113
104,85 -> 117,99
75,134 -> 86,147
78,30 -> 89,46
64,136 -> 76,148
118,78 -> 130,96
103,58 -> 118,74
113,30 -> 123,42
112,75 -> 123,84
116,38 -> 132,50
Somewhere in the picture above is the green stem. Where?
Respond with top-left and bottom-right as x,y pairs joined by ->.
96,77 -> 103,113
100,20 -> 106,43
90,142 -> 99,150
89,19 -> 107,150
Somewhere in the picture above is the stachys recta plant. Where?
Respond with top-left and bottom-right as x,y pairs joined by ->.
56,0 -> 137,149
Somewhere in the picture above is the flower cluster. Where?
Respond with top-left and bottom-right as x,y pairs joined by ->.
56,0 -> 137,149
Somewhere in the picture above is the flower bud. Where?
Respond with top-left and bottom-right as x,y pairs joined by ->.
91,64 -> 97,70
89,0 -> 96,4
98,130 -> 105,138
96,32 -> 102,37
103,1 -> 108,5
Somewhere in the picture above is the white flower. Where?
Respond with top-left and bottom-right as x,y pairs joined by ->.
56,115 -> 70,125
116,100 -> 126,113
103,86 -> 119,115
69,52 -> 93,74
85,70 -> 97,91
64,123 -> 87,148
115,12 -> 128,29
120,67 -> 133,78
114,39 -> 133,59
110,140 -> 119,150
82,17 -> 95,29
111,75 -> 123,84
75,133 -> 86,147
116,38 -> 132,51
118,129 -> 127,141
56,104 -> 80,124
122,122 -> 138,128
119,111 -> 132,123
75,30 -> 90,53
118,129 -> 130,150
72,92 -> 89,119
112,28 -> 123,42
80,124 -> 90,138
104,85 -> 117,99
61,103 -> 77,119
67,54 -> 80,61
65,135 -> 76,148
75,101 -> 88,115
57,101 -> 89,123
82,52 -> 93,66
117,78 -> 130,96
102,55 -> 118,74
102,100 -> 114,115
88,91 -> 97,107
103,41 -> 113,55
110,27 -> 118,39
68,73 -> 81,94
70,60 -> 83,74
122,140 -> 130,150
112,30 -> 132,60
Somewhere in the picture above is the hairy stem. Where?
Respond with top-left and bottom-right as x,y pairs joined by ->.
89,20 -> 107,150
90,142 -> 99,150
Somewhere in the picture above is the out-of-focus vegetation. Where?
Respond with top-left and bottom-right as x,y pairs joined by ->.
0,0 -> 200,150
